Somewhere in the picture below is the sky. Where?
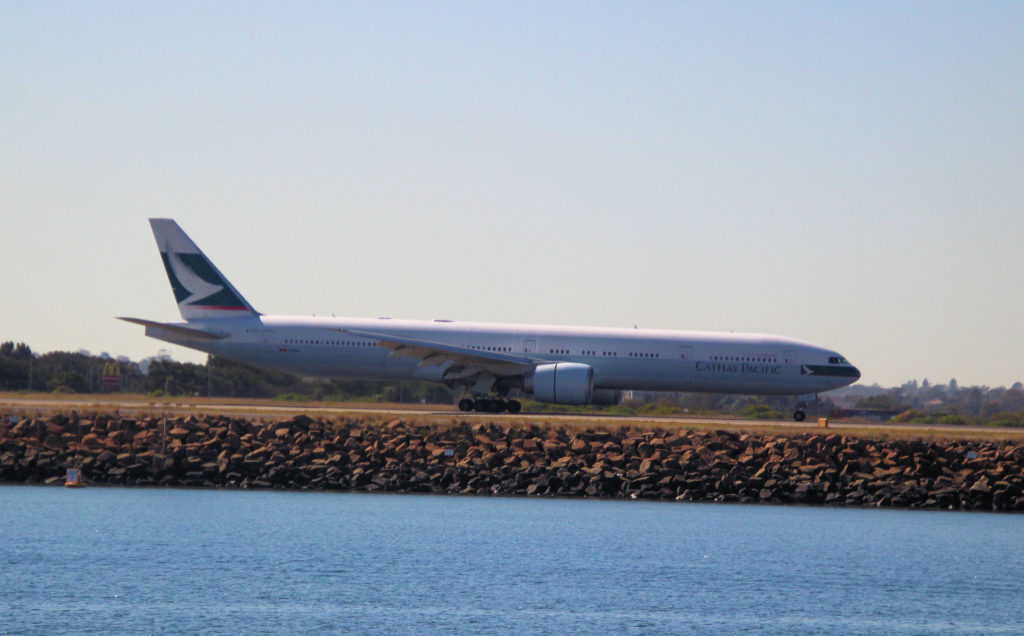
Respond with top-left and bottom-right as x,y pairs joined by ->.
2,2 -> 1022,388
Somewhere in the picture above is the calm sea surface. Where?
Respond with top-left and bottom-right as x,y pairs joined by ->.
1,486 -> 1022,635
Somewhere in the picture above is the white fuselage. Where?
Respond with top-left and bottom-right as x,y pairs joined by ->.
146,315 -> 860,397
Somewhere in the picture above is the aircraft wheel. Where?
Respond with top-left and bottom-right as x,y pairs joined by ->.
488,400 -> 505,413
474,399 -> 489,412
507,400 -> 522,414
458,398 -> 474,412
793,410 -> 806,422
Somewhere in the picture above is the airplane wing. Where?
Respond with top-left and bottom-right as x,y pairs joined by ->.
323,327 -> 542,380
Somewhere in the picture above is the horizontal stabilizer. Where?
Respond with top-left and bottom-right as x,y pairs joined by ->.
117,317 -> 227,341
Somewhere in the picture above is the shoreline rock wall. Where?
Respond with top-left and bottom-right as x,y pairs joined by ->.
2,413 -> 1023,512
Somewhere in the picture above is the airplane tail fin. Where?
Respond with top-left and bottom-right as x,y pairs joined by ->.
149,218 -> 259,321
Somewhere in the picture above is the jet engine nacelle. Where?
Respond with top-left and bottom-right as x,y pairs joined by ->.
590,389 -> 623,405
525,362 -> 594,405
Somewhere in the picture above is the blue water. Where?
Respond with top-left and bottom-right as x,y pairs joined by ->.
1,487 -> 1022,635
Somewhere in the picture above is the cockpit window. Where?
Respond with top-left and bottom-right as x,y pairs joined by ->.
828,356 -> 849,364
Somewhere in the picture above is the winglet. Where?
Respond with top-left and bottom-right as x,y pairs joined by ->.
149,219 -> 259,321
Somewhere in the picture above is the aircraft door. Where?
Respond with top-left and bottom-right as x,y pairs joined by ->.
783,349 -> 798,365
263,330 -> 276,353
680,345 -> 702,389
522,339 -> 536,354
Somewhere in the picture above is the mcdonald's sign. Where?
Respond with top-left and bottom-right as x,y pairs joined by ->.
101,361 -> 121,387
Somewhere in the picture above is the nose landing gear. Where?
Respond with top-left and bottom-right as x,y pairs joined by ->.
792,394 -> 819,422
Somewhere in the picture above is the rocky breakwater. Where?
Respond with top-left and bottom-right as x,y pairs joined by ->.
1,412 -> 1023,511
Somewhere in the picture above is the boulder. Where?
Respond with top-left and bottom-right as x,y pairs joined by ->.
970,477 -> 992,494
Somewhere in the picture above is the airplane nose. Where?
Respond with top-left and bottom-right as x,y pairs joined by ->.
851,366 -> 861,381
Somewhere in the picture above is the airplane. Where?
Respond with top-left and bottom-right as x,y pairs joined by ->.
121,219 -> 861,420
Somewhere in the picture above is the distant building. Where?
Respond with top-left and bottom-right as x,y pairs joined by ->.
138,349 -> 174,375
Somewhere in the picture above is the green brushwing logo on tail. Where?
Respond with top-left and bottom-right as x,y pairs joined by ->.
160,251 -> 248,310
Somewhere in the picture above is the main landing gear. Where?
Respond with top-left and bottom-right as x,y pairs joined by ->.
458,397 -> 522,414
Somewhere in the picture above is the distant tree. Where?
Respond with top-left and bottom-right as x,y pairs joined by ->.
0,341 -> 31,359
854,390 -> 908,411
46,369 -> 88,393
892,409 -> 925,423
0,356 -> 28,390
967,386 -> 987,416
144,359 -> 209,396
989,412 -> 1024,427
998,387 -> 1024,413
